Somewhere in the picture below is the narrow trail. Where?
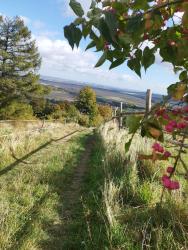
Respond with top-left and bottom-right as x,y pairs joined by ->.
60,134 -> 94,247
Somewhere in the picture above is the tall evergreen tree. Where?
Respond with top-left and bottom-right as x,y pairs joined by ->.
0,16 -> 46,118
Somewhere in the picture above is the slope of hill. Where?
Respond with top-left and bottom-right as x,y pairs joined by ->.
40,76 -> 162,108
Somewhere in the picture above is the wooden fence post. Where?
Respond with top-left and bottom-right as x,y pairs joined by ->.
146,89 -> 152,114
114,107 -> 118,117
120,102 -> 123,129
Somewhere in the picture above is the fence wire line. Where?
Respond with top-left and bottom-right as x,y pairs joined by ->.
0,120 -> 72,139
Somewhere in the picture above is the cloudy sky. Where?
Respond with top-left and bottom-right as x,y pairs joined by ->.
1,0 -> 179,94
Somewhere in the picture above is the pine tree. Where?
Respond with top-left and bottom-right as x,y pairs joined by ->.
0,16 -> 46,119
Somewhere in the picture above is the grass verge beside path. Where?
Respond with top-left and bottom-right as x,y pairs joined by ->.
80,131 -> 188,250
0,129 -> 91,249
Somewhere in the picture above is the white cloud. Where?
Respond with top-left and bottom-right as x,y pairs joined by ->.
32,20 -> 46,29
35,35 -> 136,89
19,16 -> 31,25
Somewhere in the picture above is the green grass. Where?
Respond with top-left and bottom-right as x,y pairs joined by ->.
0,123 -> 91,249
1,121 -> 187,249
78,125 -> 188,250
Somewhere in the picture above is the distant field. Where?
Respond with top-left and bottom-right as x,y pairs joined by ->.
41,78 -> 162,108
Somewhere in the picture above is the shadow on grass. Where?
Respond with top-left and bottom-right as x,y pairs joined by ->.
0,130 -> 80,177
11,133 -> 91,250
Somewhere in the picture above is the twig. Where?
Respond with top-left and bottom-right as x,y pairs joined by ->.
124,0 -> 184,20
170,134 -> 186,177
166,139 -> 188,149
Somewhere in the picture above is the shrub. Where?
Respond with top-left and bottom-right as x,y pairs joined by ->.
98,104 -> 112,121
59,101 -> 80,120
0,101 -> 34,120
76,86 -> 98,117
30,98 -> 47,119
78,114 -> 90,127
90,114 -> 104,127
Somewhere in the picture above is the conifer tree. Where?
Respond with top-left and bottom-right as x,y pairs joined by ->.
0,16 -> 46,118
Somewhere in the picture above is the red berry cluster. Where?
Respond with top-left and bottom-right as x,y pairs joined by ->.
155,106 -> 188,133
152,142 -> 171,159
162,169 -> 180,190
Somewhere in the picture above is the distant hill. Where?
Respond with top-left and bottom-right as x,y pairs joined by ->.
40,76 -> 162,108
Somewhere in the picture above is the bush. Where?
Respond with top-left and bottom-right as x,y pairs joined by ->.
30,98 -> 47,119
98,104 -> 112,121
90,114 -> 104,127
76,86 -> 98,117
78,114 -> 90,127
0,102 -> 34,120
59,101 -> 79,120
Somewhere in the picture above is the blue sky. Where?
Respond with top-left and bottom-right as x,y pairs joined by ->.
0,0 -> 179,94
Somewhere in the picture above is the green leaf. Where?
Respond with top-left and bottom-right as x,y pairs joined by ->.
126,115 -> 142,133
168,82 -> 187,100
179,71 -> 188,81
118,33 -> 132,47
182,10 -> 188,29
69,0 -> 84,17
86,41 -> 96,50
126,16 -> 142,33
135,49 -> 142,61
125,138 -> 132,153
105,12 -> 118,42
64,24 -> 82,49
159,45 -> 177,64
95,52 -> 107,67
142,46 -> 155,71
127,58 -> 141,77
98,18 -> 113,43
90,0 -> 96,9
82,23 -> 91,38
133,0 -> 149,10
64,24 -> 75,49
109,58 -> 125,69
74,17 -> 85,25
74,27 -> 82,47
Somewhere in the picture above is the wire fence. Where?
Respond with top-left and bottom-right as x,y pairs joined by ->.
0,119 -> 78,139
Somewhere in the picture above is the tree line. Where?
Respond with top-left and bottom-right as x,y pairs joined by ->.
0,16 -> 112,126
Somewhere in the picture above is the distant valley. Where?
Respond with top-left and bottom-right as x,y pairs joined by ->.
40,76 -> 162,109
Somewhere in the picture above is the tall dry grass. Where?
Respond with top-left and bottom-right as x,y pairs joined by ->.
86,120 -> 188,249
